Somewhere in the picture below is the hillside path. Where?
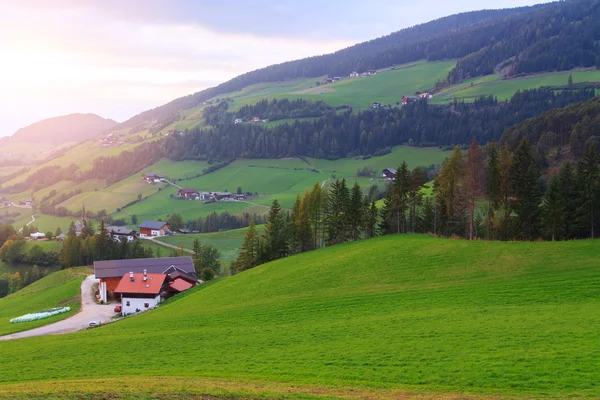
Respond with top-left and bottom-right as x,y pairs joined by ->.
0,275 -> 115,341
143,237 -> 194,254
165,179 -> 183,190
17,214 -> 36,233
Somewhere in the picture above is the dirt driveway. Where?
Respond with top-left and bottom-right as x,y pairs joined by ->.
0,275 -> 116,341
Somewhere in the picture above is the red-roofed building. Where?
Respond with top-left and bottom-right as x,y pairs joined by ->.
168,278 -> 193,293
114,271 -> 167,315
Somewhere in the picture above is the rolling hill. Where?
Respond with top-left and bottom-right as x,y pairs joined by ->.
0,113 -> 117,161
0,235 -> 598,398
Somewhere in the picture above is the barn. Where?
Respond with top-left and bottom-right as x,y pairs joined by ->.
139,221 -> 169,237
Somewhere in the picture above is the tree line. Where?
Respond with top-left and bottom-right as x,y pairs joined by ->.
233,138 -> 599,273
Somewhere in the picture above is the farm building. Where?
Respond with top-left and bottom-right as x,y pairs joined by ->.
366,69 -> 377,75
178,188 -> 199,199
139,221 -> 169,237
420,93 -> 433,99
401,96 -> 420,105
213,192 -> 232,201
234,118 -> 243,124
142,173 -> 165,183
30,232 -> 45,240
94,256 -> 196,303
115,271 -> 166,315
349,71 -> 359,78
382,168 -> 396,180
107,226 -> 137,242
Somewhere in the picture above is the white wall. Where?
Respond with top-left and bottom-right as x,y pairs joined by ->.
121,295 -> 160,315
99,280 -> 108,303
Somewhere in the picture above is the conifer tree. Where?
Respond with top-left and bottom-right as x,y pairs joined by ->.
297,190 -> 313,252
378,195 -> 392,235
391,162 -> 411,234
264,199 -> 287,261
577,143 -> 600,238
408,166 -> 428,233
484,140 -> 502,239
435,146 -> 466,236
558,162 -> 579,239
499,143 -> 512,240
308,182 -> 325,249
541,175 -> 565,241
466,138 -> 484,240
509,138 -> 542,240
348,183 -> 363,241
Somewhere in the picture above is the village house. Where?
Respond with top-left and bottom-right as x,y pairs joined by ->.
382,168 -> 396,180
19,200 -> 32,207
139,221 -> 169,237
332,76 -> 342,82
234,194 -> 246,200
372,102 -> 382,109
349,71 -> 359,78
213,192 -> 232,201
323,77 -> 334,84
420,93 -> 433,99
366,69 -> 377,75
115,271 -> 165,315
234,118 -> 243,124
178,188 -> 200,199
142,173 -> 165,183
401,96 -> 420,105
107,226 -> 137,243
30,232 -> 45,240
94,256 -> 196,303
252,116 -> 261,122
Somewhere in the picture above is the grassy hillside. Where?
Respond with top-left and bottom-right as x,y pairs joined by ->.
432,69 -> 600,103
0,267 -> 90,336
0,236 -> 598,398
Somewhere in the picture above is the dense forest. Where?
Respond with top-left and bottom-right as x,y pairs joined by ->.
116,0 -> 600,133
234,138 -> 600,273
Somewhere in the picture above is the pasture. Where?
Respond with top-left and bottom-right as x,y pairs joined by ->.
156,225 -> 265,265
0,236 -> 598,398
432,69 -> 600,103
0,267 -> 89,336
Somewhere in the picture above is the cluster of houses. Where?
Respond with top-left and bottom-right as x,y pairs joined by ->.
94,256 -> 199,315
99,133 -> 125,147
371,93 -> 434,110
324,70 -> 378,84
142,173 -> 166,183
177,188 -> 245,202
234,117 -> 269,124
382,168 -> 396,180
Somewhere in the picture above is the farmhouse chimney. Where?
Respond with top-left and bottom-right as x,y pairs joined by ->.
129,271 -> 134,281
143,269 -> 147,281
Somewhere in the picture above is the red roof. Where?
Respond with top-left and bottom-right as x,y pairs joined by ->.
114,273 -> 166,295
168,278 -> 193,293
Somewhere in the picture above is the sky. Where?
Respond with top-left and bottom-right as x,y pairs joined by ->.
0,0 -> 549,137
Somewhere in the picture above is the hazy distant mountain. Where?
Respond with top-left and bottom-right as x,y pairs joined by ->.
1,113 -> 117,149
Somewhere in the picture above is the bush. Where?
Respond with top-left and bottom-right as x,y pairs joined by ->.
200,267 -> 215,281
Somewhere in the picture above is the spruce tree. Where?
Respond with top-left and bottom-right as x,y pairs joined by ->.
484,140 -> 502,240
541,175 -> 565,241
297,190 -> 313,252
348,183 -> 363,241
378,195 -> 392,235
435,146 -> 466,236
558,163 -> 579,238
466,137 -> 484,240
308,182 -> 325,249
264,199 -> 287,261
499,143 -> 512,240
391,162 -> 411,234
408,166 -> 428,233
577,143 -> 600,238
509,138 -> 542,240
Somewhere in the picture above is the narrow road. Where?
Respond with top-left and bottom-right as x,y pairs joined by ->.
165,179 -> 183,190
17,214 -> 36,233
321,179 -> 328,188
143,237 -> 194,254
0,275 -> 115,341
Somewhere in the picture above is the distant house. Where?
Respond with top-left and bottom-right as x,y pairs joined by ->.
234,194 -> 246,200
107,226 -> 137,243
366,69 -> 377,75
178,188 -> 200,199
349,71 -> 359,78
234,118 -> 243,124
324,78 -> 334,84
382,168 -> 396,180
142,173 -> 165,183
19,200 -> 32,207
139,221 -> 169,237
401,96 -> 420,105
332,76 -> 342,82
94,256 -> 196,303
30,232 -> 45,240
372,102 -> 382,109
252,116 -> 261,122
213,192 -> 232,201
420,93 -> 433,99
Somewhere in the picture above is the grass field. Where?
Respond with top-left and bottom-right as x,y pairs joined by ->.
0,267 -> 89,336
156,225 -> 265,265
0,236 -> 598,398
432,69 -> 600,103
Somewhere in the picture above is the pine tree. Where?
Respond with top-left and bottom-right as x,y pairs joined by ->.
484,140 -> 502,240
577,143 -> 600,238
568,73 -> 574,87
558,162 -> 579,238
509,138 -> 542,240
264,199 -> 287,261
308,182 -> 325,249
297,190 -> 313,252
499,143 -> 512,240
378,195 -> 392,235
421,196 -> 435,233
466,137 -> 484,240
363,200 -> 378,238
435,146 -> 466,236
541,175 -> 565,241
289,195 -> 301,253
391,162 -> 411,234
348,183 -> 363,241
408,166 -> 428,233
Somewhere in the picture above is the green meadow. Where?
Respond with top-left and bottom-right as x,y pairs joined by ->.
156,225 -> 266,265
0,267 -> 89,336
433,69 -> 600,103
0,236 -> 598,398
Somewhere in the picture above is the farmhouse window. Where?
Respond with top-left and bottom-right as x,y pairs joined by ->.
144,303 -> 149,308
126,301 -> 130,306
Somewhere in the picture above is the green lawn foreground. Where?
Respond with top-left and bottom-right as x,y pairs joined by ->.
0,236 -> 598,398
0,267 -> 90,336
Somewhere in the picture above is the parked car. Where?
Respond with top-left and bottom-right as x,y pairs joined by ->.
89,320 -> 101,327
114,305 -> 122,313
